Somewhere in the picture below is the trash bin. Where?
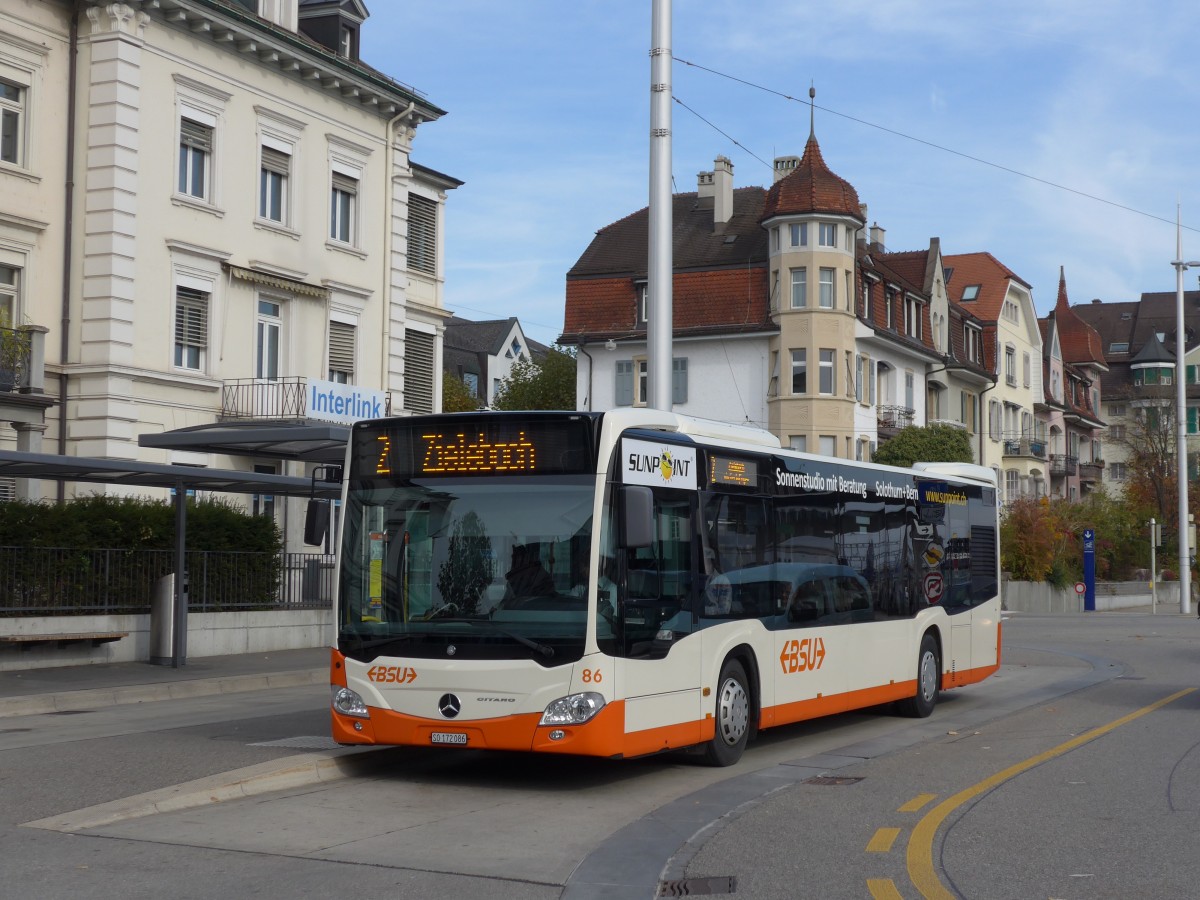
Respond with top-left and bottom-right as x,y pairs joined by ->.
149,574 -> 175,666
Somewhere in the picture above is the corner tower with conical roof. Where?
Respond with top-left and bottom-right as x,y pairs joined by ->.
761,96 -> 865,454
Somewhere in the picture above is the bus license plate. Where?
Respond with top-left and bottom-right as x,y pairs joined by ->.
430,732 -> 468,745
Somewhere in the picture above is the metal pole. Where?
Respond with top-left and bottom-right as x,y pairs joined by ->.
1150,518 -> 1157,614
648,0 -> 673,411
173,480 -> 188,667
1173,208 -> 1192,615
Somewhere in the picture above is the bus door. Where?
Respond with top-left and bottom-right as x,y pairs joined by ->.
768,492 -> 847,723
615,483 -> 705,749
767,565 -> 850,723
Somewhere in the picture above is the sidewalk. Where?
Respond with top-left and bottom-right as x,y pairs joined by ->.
0,646 -> 329,718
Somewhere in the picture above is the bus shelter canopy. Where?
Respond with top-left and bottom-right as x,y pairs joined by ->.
0,449 -> 340,498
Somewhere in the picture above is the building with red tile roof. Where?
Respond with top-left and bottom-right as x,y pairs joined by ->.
1075,288 -> 1200,495
1035,269 -> 1107,500
561,125 -> 1051,479
943,251 -> 1047,492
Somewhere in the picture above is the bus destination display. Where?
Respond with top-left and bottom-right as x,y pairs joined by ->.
359,417 -> 592,478
710,455 -> 757,487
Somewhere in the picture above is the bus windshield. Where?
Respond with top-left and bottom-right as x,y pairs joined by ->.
337,476 -> 595,666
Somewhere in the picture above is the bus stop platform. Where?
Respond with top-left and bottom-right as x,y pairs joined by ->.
0,647 -> 329,718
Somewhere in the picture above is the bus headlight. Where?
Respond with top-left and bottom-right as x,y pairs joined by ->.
332,686 -> 369,718
539,691 -> 605,725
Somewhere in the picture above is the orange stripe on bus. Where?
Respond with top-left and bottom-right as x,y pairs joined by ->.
764,681 -> 913,729
331,700 -> 714,759
329,654 -> 1001,755
332,701 -> 628,757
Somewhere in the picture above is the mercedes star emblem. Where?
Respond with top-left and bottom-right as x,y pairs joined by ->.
447,644 -> 457,657
438,693 -> 461,719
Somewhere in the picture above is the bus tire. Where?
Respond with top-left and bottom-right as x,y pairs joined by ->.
703,658 -> 750,766
898,632 -> 939,718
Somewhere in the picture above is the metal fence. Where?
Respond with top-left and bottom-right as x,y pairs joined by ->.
0,547 -> 334,616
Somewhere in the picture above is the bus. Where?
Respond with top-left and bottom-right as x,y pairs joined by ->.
322,408 -> 1001,766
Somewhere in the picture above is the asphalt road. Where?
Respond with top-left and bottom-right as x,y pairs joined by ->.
2,611 -> 1197,900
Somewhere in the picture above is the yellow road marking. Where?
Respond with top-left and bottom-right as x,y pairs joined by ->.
899,793 -> 937,813
867,878 -> 905,899
867,827 -> 902,853
907,687 -> 1196,899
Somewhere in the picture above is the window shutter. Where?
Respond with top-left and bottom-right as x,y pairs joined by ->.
408,194 -> 437,276
672,357 -> 688,404
332,172 -> 358,195
615,361 -> 633,406
180,118 -> 212,152
175,287 -> 208,349
328,321 -> 355,376
404,328 -> 434,414
261,146 -> 290,175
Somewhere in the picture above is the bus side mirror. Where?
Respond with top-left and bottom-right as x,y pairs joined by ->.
621,485 -> 654,549
304,500 -> 330,546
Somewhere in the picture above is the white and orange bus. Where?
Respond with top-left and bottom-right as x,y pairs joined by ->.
324,408 -> 1000,765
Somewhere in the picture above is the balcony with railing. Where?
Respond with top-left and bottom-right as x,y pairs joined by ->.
1078,461 -> 1104,483
1049,453 -> 1078,477
221,377 -> 308,419
877,405 -> 915,437
0,324 -> 48,396
1001,434 -> 1047,460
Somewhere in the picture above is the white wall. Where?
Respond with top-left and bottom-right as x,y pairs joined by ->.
579,334 -> 771,428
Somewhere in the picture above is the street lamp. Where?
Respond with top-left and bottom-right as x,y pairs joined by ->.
1170,204 -> 1200,615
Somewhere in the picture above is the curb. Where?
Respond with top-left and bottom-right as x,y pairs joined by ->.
0,667 -> 327,718
23,747 -> 391,834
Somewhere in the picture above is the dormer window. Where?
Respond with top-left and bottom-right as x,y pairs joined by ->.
298,0 -> 367,61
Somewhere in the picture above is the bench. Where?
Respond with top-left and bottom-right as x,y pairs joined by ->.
0,632 -> 129,650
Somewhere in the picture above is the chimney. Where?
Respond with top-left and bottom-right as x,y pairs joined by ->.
870,222 -> 886,252
773,155 -> 800,184
697,169 -> 714,197
713,156 -> 733,225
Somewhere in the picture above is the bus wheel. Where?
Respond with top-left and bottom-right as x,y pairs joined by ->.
703,659 -> 750,766
898,633 -> 940,718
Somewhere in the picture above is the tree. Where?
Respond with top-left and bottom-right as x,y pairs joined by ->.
492,346 -> 577,411
1113,395 -> 1180,524
999,492 -> 1152,585
1109,391 -> 1200,576
442,372 -> 480,413
872,423 -> 973,469
1000,497 -> 1069,583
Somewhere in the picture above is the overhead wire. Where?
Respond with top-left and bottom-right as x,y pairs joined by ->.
672,55 -> 1198,234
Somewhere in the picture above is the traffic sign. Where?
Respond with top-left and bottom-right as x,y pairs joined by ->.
1074,582 -> 1086,595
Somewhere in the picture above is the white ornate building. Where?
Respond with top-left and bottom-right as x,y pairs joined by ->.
0,0 -> 458,520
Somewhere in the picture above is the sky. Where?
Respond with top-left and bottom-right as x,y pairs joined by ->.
361,1 -> 1200,349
